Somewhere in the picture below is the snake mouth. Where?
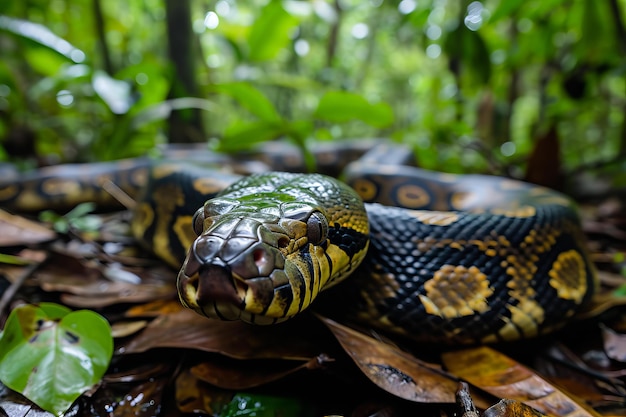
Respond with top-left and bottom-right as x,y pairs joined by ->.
177,260 -> 249,320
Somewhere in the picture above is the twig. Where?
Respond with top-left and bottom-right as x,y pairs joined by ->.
102,179 -> 137,211
0,255 -> 48,317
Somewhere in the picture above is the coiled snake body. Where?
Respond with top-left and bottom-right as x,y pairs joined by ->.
0,149 -> 597,344
176,166 -> 597,344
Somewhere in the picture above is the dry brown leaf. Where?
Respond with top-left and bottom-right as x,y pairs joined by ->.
483,398 -> 547,417
59,281 -> 175,308
0,209 -> 56,247
318,315 -> 458,404
442,346 -> 602,417
110,320 -> 149,338
125,299 -> 185,317
190,354 -> 330,390
31,253 -> 177,307
104,377 -> 168,416
102,363 -> 172,384
121,309 -> 331,361
175,368 -> 235,415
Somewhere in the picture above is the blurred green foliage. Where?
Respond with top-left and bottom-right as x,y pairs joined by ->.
0,0 -> 625,181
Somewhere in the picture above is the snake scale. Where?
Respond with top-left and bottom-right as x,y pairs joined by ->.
0,143 -> 597,344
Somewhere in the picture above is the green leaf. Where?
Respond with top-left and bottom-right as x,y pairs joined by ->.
92,70 -> 135,115
23,48 -> 69,77
220,393 -> 316,417
40,202 -> 102,234
489,0 -> 524,23
218,120 -> 285,152
0,303 -> 113,416
247,1 -> 299,62
0,15 -> 85,63
577,0 -> 616,64
314,91 -> 395,128
442,25 -> 492,85
0,253 -> 33,266
214,82 -> 281,122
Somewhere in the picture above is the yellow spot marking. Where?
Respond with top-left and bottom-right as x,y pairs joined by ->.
150,164 -> 178,179
506,300 -> 543,339
152,184 -> 185,267
0,184 -> 19,200
41,178 -> 81,196
408,210 -> 459,226
499,179 -> 525,190
130,202 -> 154,242
493,319 -> 521,342
420,265 -> 493,319
172,215 -> 196,254
193,177 -> 229,195
549,250 -> 587,303
450,192 -> 470,210
350,178 -> 377,201
490,205 -> 536,218
396,184 -> 430,208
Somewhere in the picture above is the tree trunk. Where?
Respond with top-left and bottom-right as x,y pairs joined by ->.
164,0 -> 204,143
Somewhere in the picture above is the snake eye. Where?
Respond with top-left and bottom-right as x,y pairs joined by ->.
306,211 -> 328,245
192,208 -> 205,236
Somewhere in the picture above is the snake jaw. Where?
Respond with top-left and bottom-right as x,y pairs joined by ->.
177,249 -> 249,319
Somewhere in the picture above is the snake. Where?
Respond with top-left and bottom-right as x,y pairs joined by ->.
0,144 -> 598,344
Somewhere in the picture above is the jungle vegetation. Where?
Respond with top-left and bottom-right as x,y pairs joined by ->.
0,0 -> 625,194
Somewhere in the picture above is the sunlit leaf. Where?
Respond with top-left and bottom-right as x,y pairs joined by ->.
214,82 -> 281,122
131,97 -> 216,128
92,70 -> 135,115
0,303 -> 113,416
0,15 -> 85,63
247,1 -> 299,62
116,59 -> 171,113
23,48 -> 69,77
314,91 -> 394,128
489,0 -> 525,22
442,346 -> 602,417
218,120 -> 284,152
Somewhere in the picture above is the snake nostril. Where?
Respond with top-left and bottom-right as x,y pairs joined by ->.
253,248 -> 268,267
277,236 -> 289,248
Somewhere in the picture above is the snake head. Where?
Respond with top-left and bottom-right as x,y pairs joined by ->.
177,196 -> 336,324
177,172 -> 369,324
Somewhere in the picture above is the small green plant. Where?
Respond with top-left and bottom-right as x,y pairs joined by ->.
39,202 -> 102,234
0,302 -> 113,416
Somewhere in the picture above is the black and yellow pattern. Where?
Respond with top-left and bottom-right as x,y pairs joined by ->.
0,144 -> 597,344
338,163 -> 596,343
177,172 -> 370,325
